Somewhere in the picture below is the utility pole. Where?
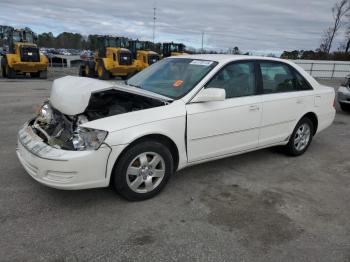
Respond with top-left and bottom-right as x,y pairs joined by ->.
153,7 -> 156,43
201,31 -> 204,54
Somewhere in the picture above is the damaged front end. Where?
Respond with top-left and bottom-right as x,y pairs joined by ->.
30,89 -> 166,151
30,101 -> 107,151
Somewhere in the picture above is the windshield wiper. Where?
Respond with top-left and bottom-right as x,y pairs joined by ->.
126,83 -> 141,89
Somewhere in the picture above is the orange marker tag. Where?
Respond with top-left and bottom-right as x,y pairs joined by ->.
173,80 -> 183,88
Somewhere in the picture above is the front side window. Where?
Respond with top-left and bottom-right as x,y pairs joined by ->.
205,61 -> 256,99
260,62 -> 296,93
127,58 -> 218,99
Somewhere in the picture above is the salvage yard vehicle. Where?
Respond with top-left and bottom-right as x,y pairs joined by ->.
128,40 -> 160,71
161,42 -> 187,58
79,36 -> 138,80
338,74 -> 350,112
1,27 -> 48,79
16,55 -> 335,201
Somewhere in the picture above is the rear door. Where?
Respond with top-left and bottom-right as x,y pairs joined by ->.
186,61 -> 262,162
258,61 -> 314,146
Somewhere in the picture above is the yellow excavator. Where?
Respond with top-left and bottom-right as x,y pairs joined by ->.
79,36 -> 138,80
128,40 -> 160,71
161,42 -> 187,58
1,27 -> 48,78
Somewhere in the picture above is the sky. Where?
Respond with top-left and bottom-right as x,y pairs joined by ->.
0,0 -> 344,54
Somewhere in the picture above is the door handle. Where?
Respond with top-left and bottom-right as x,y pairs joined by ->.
249,105 -> 260,111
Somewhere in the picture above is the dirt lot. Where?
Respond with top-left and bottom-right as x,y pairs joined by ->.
0,72 -> 349,262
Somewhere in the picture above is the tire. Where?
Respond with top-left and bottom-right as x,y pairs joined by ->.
340,103 -> 350,112
112,140 -> 174,201
97,61 -> 110,80
1,58 -> 6,77
79,65 -> 86,77
285,117 -> 314,156
6,64 -> 16,79
86,61 -> 95,77
39,70 -> 47,79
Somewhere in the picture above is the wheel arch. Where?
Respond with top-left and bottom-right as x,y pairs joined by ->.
110,133 -> 180,184
300,112 -> 318,135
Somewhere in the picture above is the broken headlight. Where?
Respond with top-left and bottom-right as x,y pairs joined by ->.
72,127 -> 108,151
38,102 -> 54,124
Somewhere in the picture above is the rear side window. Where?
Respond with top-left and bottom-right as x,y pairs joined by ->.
294,71 -> 313,90
260,62 -> 296,93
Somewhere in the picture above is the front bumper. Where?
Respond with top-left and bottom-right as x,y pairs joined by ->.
338,86 -> 350,104
16,123 -> 112,190
12,62 -> 48,73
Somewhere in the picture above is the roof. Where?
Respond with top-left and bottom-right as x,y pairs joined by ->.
172,54 -> 288,64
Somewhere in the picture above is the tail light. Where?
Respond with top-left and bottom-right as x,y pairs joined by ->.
333,98 -> 336,109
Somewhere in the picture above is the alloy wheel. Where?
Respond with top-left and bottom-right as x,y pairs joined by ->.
126,152 -> 166,194
294,123 -> 311,151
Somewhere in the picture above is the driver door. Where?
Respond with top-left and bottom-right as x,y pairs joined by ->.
186,61 -> 262,162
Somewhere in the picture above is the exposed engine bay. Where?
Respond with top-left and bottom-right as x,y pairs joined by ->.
30,90 -> 167,150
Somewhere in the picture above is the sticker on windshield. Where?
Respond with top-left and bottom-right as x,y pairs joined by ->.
189,60 -> 213,66
173,80 -> 183,88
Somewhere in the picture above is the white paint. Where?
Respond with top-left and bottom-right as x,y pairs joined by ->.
17,55 -> 336,190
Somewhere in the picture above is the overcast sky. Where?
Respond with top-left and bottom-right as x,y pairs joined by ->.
0,0 -> 343,54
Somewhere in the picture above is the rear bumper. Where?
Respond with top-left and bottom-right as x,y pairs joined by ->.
338,86 -> 350,104
16,123 -> 112,190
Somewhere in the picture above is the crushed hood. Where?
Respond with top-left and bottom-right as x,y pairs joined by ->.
50,76 -> 172,116
50,76 -> 112,115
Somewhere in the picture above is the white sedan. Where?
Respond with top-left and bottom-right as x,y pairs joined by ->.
16,55 -> 335,200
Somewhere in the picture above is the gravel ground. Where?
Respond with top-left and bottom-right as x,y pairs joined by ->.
0,72 -> 349,262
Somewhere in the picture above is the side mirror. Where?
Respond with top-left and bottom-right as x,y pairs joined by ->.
192,88 -> 226,103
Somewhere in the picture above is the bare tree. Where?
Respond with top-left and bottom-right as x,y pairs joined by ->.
320,0 -> 350,53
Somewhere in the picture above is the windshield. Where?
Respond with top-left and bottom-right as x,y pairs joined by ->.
126,58 -> 218,99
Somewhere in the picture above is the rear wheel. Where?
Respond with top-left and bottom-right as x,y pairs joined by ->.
112,141 -> 174,201
285,117 -> 314,156
340,103 -> 350,112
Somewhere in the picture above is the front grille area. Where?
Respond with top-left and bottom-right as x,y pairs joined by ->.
20,46 -> 40,62
119,52 -> 132,65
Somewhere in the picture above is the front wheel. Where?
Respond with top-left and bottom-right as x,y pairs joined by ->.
1,58 -> 6,77
97,62 -> 110,80
6,65 -> 16,79
285,117 -> 314,156
112,141 -> 174,201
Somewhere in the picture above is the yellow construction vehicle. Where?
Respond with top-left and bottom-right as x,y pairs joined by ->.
161,42 -> 187,58
128,40 -> 160,71
79,36 -> 138,80
1,27 -> 48,78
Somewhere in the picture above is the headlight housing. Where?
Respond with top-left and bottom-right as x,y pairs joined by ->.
38,102 -> 54,124
72,127 -> 108,151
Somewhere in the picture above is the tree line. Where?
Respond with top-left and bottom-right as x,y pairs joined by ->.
37,32 -> 101,50
282,0 -> 350,60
